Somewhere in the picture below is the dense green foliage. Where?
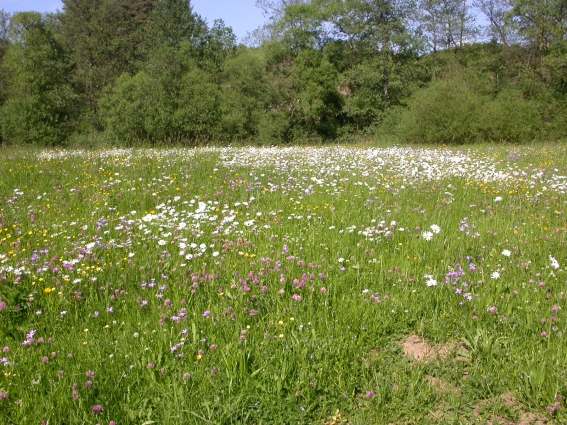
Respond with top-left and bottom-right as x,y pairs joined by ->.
0,0 -> 566,145
390,72 -> 543,144
0,13 -> 77,145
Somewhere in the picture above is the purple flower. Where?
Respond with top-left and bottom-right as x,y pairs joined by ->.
0,357 -> 10,366
487,306 -> 498,315
22,329 -> 37,347
291,294 -> 302,302
85,370 -> 96,379
366,390 -> 376,399
170,342 -> 184,353
0,300 -> 6,312
0,390 -> 8,400
202,310 -> 211,318
72,384 -> 79,401
91,404 -> 104,415
96,218 -> 108,230
445,267 -> 465,283
63,261 -> 75,271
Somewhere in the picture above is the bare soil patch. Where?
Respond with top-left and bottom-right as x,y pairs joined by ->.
473,392 -> 549,425
401,335 -> 465,362
426,375 -> 461,397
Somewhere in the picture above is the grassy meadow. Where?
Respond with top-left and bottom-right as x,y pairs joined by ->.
0,144 -> 566,424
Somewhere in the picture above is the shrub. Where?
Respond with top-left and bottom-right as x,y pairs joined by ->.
99,72 -> 175,143
174,68 -> 222,141
1,90 -> 75,146
257,111 -> 291,145
394,78 -> 484,144
479,89 -> 542,143
292,50 -> 343,139
0,13 -> 77,145
218,49 -> 270,141
545,99 -> 567,140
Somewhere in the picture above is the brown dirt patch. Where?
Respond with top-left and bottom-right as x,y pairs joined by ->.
501,392 -> 522,409
487,416 -> 516,425
427,402 -> 452,423
401,335 -> 437,361
474,393 -> 549,425
401,335 -> 465,362
546,394 -> 564,417
517,412 -> 548,425
426,375 -> 461,397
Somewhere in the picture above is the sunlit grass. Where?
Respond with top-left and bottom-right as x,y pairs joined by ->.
0,145 -> 565,424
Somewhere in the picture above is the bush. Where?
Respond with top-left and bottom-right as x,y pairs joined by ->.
546,100 -> 567,140
394,78 -> 484,144
257,111 -> 291,145
99,72 -> 175,143
542,41 -> 567,96
292,50 -> 343,139
0,13 -> 78,145
1,90 -> 75,146
218,49 -> 270,141
390,76 -> 549,144
101,65 -> 227,144
479,89 -> 542,143
174,68 -> 222,141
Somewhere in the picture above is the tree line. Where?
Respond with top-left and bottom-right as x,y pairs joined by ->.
0,0 -> 566,146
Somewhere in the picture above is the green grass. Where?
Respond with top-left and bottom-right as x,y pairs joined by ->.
0,145 -> 565,424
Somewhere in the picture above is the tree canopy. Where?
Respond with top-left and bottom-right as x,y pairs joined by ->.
0,0 -> 566,145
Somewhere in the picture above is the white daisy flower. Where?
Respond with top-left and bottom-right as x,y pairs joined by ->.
425,275 -> 438,287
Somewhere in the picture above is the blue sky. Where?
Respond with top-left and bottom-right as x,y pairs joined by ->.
0,0 -> 267,41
